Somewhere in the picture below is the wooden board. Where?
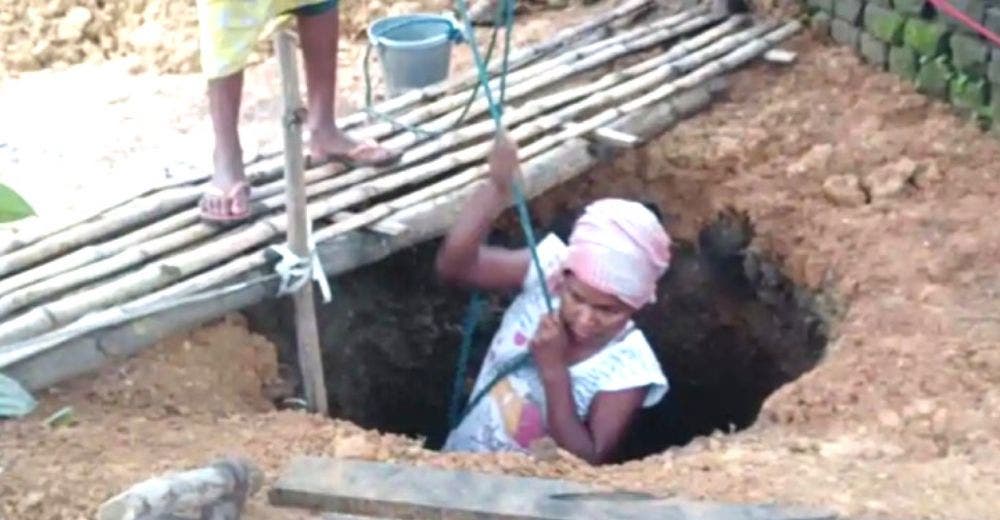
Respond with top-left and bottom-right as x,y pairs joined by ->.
269,457 -> 838,520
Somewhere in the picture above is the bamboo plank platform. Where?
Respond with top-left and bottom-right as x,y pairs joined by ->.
0,1 -> 801,391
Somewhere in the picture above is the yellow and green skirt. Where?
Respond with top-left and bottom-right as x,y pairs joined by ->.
196,0 -> 338,79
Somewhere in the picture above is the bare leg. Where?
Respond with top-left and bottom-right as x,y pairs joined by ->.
297,8 -> 397,165
204,71 -> 250,218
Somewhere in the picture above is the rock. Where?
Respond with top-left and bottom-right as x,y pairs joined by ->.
333,434 -> 378,459
831,18 -> 861,48
931,408 -> 949,435
128,22 -> 165,51
913,398 -> 935,416
860,31 -> 890,69
823,174 -> 867,207
547,0 -> 570,7
55,6 -> 93,42
889,45 -> 919,80
878,409 -> 902,429
913,162 -> 943,188
818,438 -> 864,459
864,158 -> 917,199
787,437 -> 815,453
21,491 -> 44,509
82,40 -> 103,62
788,143 -> 834,175
529,437 -> 562,462
9,50 -> 40,72
42,0 -> 72,17
972,348 -> 1000,374
811,11 -> 832,41
803,256 -> 828,288
31,40 -> 54,63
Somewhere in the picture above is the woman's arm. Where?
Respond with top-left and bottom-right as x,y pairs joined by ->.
435,134 -> 531,290
540,367 -> 646,465
530,315 -> 647,465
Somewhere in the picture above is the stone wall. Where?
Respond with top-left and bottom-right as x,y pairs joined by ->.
809,0 -> 1000,131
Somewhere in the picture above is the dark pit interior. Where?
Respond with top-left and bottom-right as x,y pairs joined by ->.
247,206 -> 830,463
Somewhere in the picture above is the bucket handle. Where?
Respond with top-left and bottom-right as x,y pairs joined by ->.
368,15 -> 466,47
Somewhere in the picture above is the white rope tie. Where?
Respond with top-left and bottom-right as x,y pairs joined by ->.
269,241 -> 332,303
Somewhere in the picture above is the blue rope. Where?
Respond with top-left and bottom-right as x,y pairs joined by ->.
447,291 -> 484,427
446,0 -> 554,431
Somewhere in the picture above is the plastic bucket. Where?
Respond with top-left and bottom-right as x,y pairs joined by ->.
367,14 -> 460,97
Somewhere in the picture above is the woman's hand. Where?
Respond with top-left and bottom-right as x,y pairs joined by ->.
530,313 -> 570,376
487,130 -> 521,195
434,129 -> 532,291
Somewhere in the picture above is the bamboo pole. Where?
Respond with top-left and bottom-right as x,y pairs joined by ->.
0,12 -> 727,313
0,88 -> 736,381
0,6 -> 691,282
0,142 -> 597,388
335,0 -> 657,130
0,22 -> 800,345
0,207 -> 203,299
123,0 -> 657,195
244,8 -> 711,194
310,84 -> 723,243
357,6 -> 707,135
274,30 -> 328,415
0,186 -> 200,278
0,191 -> 143,256
351,8 -> 713,142
0,73 -> 715,375
276,12 -> 726,201
0,21 -> 784,341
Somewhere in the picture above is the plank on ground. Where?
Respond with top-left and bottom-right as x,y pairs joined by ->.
269,457 -> 839,520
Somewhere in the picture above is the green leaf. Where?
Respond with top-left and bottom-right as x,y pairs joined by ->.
0,183 -> 34,223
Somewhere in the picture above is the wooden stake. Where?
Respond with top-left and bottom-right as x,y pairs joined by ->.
275,29 -> 328,415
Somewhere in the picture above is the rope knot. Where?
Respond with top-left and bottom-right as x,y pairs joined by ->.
268,243 -> 333,303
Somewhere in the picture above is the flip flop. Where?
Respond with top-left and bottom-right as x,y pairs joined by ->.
199,181 -> 252,225
323,139 -> 402,169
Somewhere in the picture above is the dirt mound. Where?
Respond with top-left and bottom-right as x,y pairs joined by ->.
0,0 -> 443,77
2,0 -> 197,76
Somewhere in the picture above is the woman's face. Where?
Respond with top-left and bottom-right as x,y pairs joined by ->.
558,271 -> 633,348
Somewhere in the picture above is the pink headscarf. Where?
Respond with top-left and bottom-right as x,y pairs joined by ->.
564,199 -> 672,310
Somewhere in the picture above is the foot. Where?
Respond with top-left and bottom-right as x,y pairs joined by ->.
308,125 -> 400,167
200,150 -> 251,222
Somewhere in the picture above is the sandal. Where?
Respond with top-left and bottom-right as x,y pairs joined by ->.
319,139 -> 402,169
199,181 -> 253,225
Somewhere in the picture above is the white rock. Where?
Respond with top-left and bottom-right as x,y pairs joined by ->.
823,174 -> 867,207
55,6 -> 93,42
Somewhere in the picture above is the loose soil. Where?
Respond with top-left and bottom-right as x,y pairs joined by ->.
1,4 -> 999,520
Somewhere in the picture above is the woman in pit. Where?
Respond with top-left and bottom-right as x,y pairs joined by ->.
435,134 -> 670,465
